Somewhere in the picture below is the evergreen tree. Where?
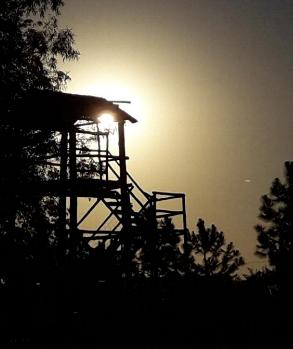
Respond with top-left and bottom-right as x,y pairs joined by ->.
135,217 -> 183,278
187,218 -> 244,278
255,161 -> 293,281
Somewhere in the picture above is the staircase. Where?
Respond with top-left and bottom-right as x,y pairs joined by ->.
74,147 -> 187,251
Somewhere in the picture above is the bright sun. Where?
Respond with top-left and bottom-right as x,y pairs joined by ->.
78,81 -> 144,122
97,113 -> 115,131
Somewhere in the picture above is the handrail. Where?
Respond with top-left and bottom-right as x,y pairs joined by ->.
126,170 -> 151,200
77,198 -> 100,226
112,221 -> 121,231
96,211 -> 115,231
108,161 -> 148,211
108,151 -> 150,200
108,163 -> 120,180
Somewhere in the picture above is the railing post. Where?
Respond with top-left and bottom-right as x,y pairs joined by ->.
69,127 -> 78,249
182,194 -> 188,252
59,129 -> 67,234
118,120 -> 131,274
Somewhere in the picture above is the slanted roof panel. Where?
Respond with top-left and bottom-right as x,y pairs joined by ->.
8,89 -> 137,130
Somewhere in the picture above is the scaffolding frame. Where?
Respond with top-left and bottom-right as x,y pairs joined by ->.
8,90 -> 188,255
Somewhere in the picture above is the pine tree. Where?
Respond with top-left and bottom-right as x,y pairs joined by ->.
255,161 -> 293,281
187,218 -> 244,278
135,217 -> 183,278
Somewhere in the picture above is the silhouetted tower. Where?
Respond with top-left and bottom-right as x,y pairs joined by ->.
9,90 -> 188,258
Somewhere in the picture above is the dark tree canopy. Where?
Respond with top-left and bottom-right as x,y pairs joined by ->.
0,0 -> 79,110
187,218 -> 244,278
0,0 -> 79,281
255,162 -> 293,278
135,217 -> 183,278
0,0 -> 78,215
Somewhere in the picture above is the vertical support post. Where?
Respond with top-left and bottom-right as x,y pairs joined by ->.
153,192 -> 157,223
148,192 -> 158,279
96,124 -> 103,180
118,120 -> 131,266
69,127 -> 77,234
152,192 -> 158,279
182,194 -> 188,252
59,130 -> 67,233
105,133 -> 109,181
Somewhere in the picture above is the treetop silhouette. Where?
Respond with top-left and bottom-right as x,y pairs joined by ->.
256,161 -> 293,281
186,218 -> 244,278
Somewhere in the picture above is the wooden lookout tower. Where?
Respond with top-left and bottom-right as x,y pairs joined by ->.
8,89 -> 188,256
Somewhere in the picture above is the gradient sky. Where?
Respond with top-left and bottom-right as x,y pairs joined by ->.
59,0 -> 293,270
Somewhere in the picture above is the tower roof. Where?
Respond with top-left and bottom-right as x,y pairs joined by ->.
8,89 -> 137,130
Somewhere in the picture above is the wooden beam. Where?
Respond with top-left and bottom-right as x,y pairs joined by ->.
118,120 -> 132,269
69,127 -> 77,233
59,130 -> 67,232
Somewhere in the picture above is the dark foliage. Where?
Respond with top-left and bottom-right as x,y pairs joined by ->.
0,0 -> 78,106
186,218 -> 244,278
0,0 -> 79,282
135,217 -> 183,278
1,2 -> 293,347
255,162 -> 293,280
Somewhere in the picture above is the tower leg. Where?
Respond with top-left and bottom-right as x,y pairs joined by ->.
69,127 -> 78,250
59,130 -> 67,233
118,120 -> 132,273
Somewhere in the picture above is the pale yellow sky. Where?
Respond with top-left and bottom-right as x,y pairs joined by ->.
59,0 -> 293,270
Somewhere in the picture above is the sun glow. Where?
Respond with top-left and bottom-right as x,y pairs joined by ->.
68,79 -> 147,151
97,112 -> 116,132
77,80 -> 144,122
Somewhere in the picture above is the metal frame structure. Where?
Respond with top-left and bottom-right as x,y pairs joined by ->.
9,89 -> 188,253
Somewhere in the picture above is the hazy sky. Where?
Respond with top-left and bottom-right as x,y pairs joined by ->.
60,0 -> 293,269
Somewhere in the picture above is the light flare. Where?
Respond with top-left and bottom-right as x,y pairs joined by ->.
97,112 -> 116,132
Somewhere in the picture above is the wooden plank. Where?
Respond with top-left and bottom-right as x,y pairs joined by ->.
152,191 -> 185,198
156,209 -> 183,214
76,129 -> 109,136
